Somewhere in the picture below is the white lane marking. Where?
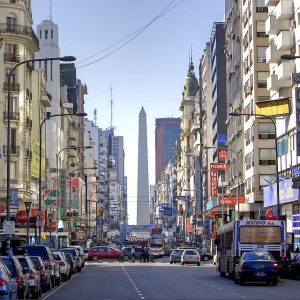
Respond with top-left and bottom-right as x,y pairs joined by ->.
122,263 -> 146,300
42,272 -> 80,300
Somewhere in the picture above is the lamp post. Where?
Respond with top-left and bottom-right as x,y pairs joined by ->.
204,146 -> 240,220
48,212 -> 54,248
55,145 -> 92,248
87,192 -> 100,241
23,199 -> 32,245
38,112 -> 87,245
229,112 -> 280,218
5,56 -> 75,222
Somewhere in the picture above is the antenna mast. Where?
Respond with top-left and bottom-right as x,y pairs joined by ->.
94,108 -> 97,127
50,0 -> 53,21
110,86 -> 113,128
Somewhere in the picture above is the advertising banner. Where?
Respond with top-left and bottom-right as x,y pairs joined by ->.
31,139 -> 46,180
210,170 -> 218,197
60,169 -> 66,218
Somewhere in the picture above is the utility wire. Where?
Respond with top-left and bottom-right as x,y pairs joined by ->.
76,0 -> 185,69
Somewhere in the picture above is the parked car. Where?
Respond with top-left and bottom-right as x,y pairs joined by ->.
14,245 -> 60,288
234,251 -> 278,285
88,246 -> 121,261
181,249 -> 201,266
53,252 -> 70,281
83,249 -> 89,261
0,260 -> 18,300
64,253 -> 77,275
170,249 -> 184,264
29,256 -> 52,293
15,256 -> 41,299
59,248 -> 82,272
0,256 -> 29,299
66,246 -> 85,268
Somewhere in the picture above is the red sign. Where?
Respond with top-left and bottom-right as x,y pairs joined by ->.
218,196 -> 246,206
210,170 -> 218,197
265,208 -> 278,220
16,210 -> 28,224
210,162 -> 227,171
218,150 -> 228,160
0,205 -> 5,213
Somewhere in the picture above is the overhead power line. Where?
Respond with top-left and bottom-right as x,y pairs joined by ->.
76,0 -> 185,69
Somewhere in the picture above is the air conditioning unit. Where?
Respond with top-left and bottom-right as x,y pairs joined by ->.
290,20 -> 296,28
257,57 -> 266,63
260,133 -> 269,139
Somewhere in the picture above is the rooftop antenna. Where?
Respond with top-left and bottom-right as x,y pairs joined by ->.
110,86 -> 113,129
50,0 -> 53,21
94,108 -> 97,127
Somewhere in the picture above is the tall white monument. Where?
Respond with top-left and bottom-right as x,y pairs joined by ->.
137,107 -> 150,225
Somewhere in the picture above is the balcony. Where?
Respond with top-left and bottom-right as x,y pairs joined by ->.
266,44 -> 281,64
265,14 -> 290,35
277,61 -> 294,80
3,111 -> 20,121
3,82 -> 20,92
41,90 -> 52,107
265,0 -> 279,6
275,0 -> 294,21
267,74 -> 290,91
277,30 -> 294,51
0,23 -> 39,49
4,53 -> 20,63
3,145 -> 20,155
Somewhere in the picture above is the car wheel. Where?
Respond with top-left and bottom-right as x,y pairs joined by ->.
93,256 -> 98,261
220,272 -> 226,277
234,274 -> 239,284
197,262 -> 200,266
123,255 -> 129,262
170,261 -> 173,264
271,280 -> 278,286
181,262 -> 184,265
17,288 -> 25,299
47,278 -> 52,291
203,256 -> 209,261
239,277 -> 244,285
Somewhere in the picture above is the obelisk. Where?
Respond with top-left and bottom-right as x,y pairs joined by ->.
137,107 -> 150,225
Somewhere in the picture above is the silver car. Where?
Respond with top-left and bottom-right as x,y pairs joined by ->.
181,249 -> 201,266
53,252 -> 71,281
170,249 -> 184,264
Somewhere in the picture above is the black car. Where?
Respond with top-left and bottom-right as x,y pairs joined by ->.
14,245 -> 61,287
234,252 -> 279,285
289,253 -> 300,277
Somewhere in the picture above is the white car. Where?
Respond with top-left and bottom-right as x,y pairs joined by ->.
181,249 -> 200,266
53,252 -> 71,281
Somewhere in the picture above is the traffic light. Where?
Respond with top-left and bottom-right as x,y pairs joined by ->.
179,205 -> 184,216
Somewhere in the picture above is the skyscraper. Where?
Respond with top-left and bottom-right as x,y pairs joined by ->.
137,107 -> 150,225
155,118 -> 181,183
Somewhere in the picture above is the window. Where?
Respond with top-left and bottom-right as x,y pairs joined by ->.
290,131 -> 296,151
6,17 -> 16,31
51,30 -> 53,39
257,46 -> 267,63
246,178 -> 251,194
257,71 -> 269,88
260,174 -> 273,188
245,151 -> 254,170
278,134 -> 288,156
257,21 -> 267,37
249,24 -> 252,42
45,30 -> 48,39
259,148 -> 276,165
5,67 -> 15,83
256,0 -> 268,12
44,61 -> 48,80
5,96 -> 18,114
39,30 -> 42,39
258,122 -> 276,139
5,43 -> 17,55
10,162 -> 17,180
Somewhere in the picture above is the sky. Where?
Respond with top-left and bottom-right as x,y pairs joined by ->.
31,0 -> 225,224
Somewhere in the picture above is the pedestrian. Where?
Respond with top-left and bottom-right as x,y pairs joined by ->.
140,246 -> 145,262
131,246 -> 136,262
144,246 -> 149,262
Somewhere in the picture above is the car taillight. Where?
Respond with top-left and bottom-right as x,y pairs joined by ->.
59,261 -> 65,266
241,263 -> 248,270
39,269 -> 45,277
28,271 -> 35,280
273,263 -> 279,268
0,278 -> 8,286
16,276 -> 24,286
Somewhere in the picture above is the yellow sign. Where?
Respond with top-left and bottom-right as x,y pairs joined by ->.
31,139 -> 46,180
255,97 -> 290,116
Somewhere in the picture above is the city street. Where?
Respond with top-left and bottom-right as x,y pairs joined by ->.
41,258 -> 300,300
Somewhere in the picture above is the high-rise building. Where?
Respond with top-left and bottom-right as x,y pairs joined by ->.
137,107 -> 150,225
155,118 -> 180,183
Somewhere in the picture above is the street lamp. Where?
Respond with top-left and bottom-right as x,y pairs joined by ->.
204,146 -> 240,219
38,112 -> 87,244
229,112 -> 280,218
5,56 -> 76,222
281,54 -> 300,60
48,212 -> 54,248
23,199 -> 32,245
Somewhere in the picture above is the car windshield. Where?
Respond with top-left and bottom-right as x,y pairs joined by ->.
18,258 -> 30,274
53,254 -> 62,261
185,250 -> 198,255
172,250 -> 182,254
29,257 -> 42,268
0,258 -> 17,276
16,246 -> 48,260
83,249 -> 89,253
243,252 -> 273,261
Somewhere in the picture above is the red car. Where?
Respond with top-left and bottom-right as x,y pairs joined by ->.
88,247 -> 121,260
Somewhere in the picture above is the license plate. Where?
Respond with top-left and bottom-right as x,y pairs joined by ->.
255,272 -> 266,277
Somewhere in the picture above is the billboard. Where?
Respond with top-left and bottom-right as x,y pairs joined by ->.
31,139 -> 46,180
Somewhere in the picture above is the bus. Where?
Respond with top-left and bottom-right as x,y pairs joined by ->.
148,238 -> 164,256
216,220 -> 286,278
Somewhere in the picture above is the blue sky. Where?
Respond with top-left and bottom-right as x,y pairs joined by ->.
31,0 -> 224,224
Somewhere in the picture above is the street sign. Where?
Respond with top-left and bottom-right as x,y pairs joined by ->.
210,162 -> 227,170
37,212 -> 45,222
16,210 -> 28,224
44,189 -> 59,206
3,221 -> 15,234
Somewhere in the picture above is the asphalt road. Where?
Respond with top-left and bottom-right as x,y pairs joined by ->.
41,258 -> 300,300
